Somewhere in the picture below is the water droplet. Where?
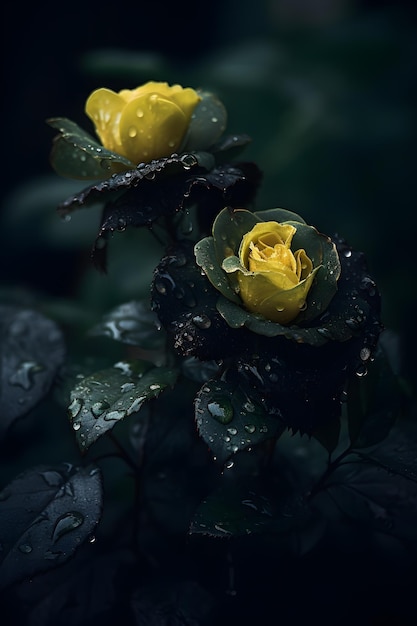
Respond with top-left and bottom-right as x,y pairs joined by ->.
121,382 -> 135,394
155,280 -> 167,295
149,383 -> 161,391
73,422 -> 81,431
69,397 -> 83,419
51,511 -> 84,543
104,409 -> 126,421
113,361 -> 133,376
207,400 -> 234,424
180,153 -> 197,170
100,159 -> 112,171
356,364 -> 368,377
192,314 -> 212,329
344,249 -> 352,258
225,459 -> 234,469
128,126 -> 137,138
360,347 -> 371,361
242,499 -> 258,511
91,400 -> 111,418
9,361 -> 43,390
227,427 -> 238,436
18,544 -> 33,554
39,471 -> 63,487
243,401 -> 255,413
117,217 -> 127,231
44,550 -> 62,560
244,424 -> 256,434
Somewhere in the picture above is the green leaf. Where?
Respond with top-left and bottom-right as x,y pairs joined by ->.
68,360 -> 178,451
0,463 -> 102,590
347,335 -> 404,449
0,306 -> 66,437
194,379 -> 283,464
88,300 -> 166,352
48,117 -> 134,180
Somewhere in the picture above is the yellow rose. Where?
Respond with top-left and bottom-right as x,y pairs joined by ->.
234,221 -> 318,324
85,81 -> 201,164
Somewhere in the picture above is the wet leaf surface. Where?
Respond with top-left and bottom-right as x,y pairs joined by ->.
195,379 -> 283,464
0,463 -> 102,590
68,361 -> 178,452
0,306 -> 66,437
88,299 -> 165,351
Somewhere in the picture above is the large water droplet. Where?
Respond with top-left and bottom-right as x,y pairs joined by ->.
207,400 -> 233,424
104,409 -> 126,421
39,471 -> 63,487
192,314 -> 212,329
51,511 -> 84,543
91,400 -> 111,418
9,361 -> 43,390
18,544 -> 33,554
69,397 -> 83,419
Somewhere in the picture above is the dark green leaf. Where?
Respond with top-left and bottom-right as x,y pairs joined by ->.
321,456 -> 417,549
0,306 -> 66,437
195,379 -> 283,464
348,332 -> 405,449
88,299 -> 165,352
48,117 -> 134,179
68,361 -> 178,451
0,463 -> 102,590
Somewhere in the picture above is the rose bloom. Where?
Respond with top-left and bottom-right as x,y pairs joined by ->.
85,82 -> 201,164
230,221 -> 318,324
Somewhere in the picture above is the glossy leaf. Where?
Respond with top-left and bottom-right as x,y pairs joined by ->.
0,306 -> 66,437
194,379 -> 283,464
68,361 -> 178,451
0,463 -> 102,590
88,299 -> 165,351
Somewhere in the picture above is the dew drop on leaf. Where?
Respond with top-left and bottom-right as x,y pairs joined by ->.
51,511 -> 84,543
207,400 -> 234,424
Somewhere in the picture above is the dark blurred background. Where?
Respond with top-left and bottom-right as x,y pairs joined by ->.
1,0 -> 416,384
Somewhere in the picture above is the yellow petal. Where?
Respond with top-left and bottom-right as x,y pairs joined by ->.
294,249 -> 313,280
239,222 -> 296,268
85,88 -> 125,154
85,82 -> 201,164
237,268 -> 319,324
118,94 -> 187,163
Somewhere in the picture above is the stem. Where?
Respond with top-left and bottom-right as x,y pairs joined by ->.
307,444 -> 353,500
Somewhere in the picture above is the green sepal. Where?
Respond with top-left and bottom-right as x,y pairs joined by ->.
194,236 -> 241,304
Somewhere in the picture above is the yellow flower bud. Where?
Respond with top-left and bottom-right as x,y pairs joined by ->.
85,82 -> 201,164
236,221 -> 318,324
